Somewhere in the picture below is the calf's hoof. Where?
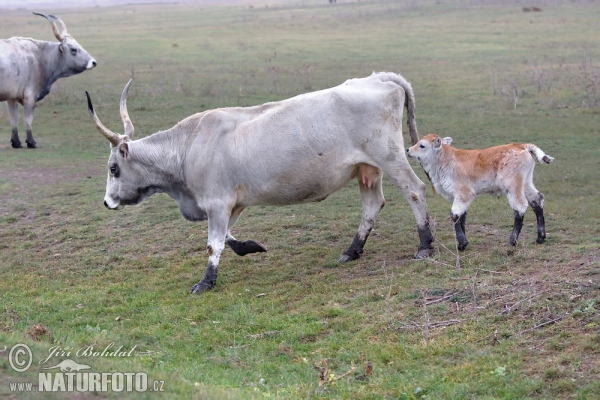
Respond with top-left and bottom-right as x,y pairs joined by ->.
457,242 -> 469,251
26,140 -> 38,149
11,139 -> 22,149
191,280 -> 215,294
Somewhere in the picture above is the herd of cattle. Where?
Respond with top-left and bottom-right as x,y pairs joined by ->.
2,13 -> 554,293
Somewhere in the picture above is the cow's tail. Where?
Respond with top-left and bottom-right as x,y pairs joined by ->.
390,74 -> 419,146
526,144 -> 554,164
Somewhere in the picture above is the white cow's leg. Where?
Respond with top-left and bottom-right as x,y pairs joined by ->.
225,206 -> 267,256
23,100 -> 37,148
380,160 -> 434,259
339,168 -> 385,262
191,208 -> 230,294
7,100 -> 21,148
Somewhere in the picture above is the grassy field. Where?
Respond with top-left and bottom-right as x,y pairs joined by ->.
1,0 -> 599,398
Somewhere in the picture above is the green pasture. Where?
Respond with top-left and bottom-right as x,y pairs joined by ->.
0,1 -> 599,398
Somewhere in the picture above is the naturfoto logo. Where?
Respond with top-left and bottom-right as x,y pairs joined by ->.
4,343 -> 165,393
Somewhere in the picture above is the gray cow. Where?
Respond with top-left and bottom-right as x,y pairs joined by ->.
0,12 -> 96,148
86,73 -> 434,294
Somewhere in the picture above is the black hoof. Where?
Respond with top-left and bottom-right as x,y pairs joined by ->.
414,247 -> 433,259
536,237 -> 546,244
227,239 -> 267,256
26,140 -> 38,149
457,242 -> 469,251
338,253 -> 359,263
191,280 -> 215,294
11,139 -> 22,149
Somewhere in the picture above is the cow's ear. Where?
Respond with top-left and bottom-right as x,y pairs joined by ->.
58,43 -> 64,54
442,137 -> 453,146
119,142 -> 129,158
434,137 -> 442,149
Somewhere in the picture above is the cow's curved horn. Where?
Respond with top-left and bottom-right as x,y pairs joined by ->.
120,79 -> 135,139
33,12 -> 68,41
85,91 -> 123,147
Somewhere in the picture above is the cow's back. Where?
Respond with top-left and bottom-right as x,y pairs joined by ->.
181,73 -> 409,206
0,38 -> 42,101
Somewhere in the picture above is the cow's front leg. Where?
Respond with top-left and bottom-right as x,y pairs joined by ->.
223,206 -> 267,256
191,208 -> 229,294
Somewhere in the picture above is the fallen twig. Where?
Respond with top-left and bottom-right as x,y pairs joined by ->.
424,293 -> 456,305
518,317 -> 562,335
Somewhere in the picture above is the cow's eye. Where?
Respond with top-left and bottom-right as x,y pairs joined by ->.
70,48 -> 78,56
109,165 -> 117,175
419,144 -> 425,149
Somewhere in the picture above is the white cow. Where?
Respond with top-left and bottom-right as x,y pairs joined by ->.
407,134 -> 554,250
0,12 -> 96,148
86,73 -> 434,293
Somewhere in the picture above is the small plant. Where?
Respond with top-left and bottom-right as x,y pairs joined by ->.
491,365 -> 507,377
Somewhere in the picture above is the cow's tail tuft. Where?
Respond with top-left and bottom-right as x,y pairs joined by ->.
527,144 -> 554,164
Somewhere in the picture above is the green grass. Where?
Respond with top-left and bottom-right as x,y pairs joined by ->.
1,1 -> 599,398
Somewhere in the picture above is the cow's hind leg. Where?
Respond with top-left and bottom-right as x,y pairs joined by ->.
7,101 -> 22,149
23,101 -> 37,148
339,165 -> 385,262
380,161 -> 434,259
191,207 -> 230,294
225,206 -> 267,256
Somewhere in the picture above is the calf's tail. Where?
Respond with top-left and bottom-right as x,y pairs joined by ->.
526,144 -> 554,164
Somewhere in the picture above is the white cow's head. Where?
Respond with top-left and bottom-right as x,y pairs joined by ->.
406,134 -> 453,165
34,13 -> 97,73
86,80 -> 159,210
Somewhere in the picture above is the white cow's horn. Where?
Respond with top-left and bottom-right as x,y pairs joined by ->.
85,91 -> 123,147
120,79 -> 135,139
33,12 -> 69,41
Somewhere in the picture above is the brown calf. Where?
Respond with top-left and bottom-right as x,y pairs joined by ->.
407,134 -> 554,250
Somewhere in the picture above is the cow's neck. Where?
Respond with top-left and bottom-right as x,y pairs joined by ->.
37,42 -> 69,101
131,130 -> 206,221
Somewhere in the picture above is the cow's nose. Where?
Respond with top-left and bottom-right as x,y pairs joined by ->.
406,148 -> 410,153
104,200 -> 110,209
92,61 -> 97,67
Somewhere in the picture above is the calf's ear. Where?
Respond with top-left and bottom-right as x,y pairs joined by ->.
434,137 -> 442,149
442,137 -> 453,146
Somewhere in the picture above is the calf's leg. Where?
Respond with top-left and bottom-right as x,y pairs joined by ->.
451,212 -> 469,251
506,190 -> 528,247
526,189 -> 547,244
509,210 -> 525,247
339,167 -> 385,262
